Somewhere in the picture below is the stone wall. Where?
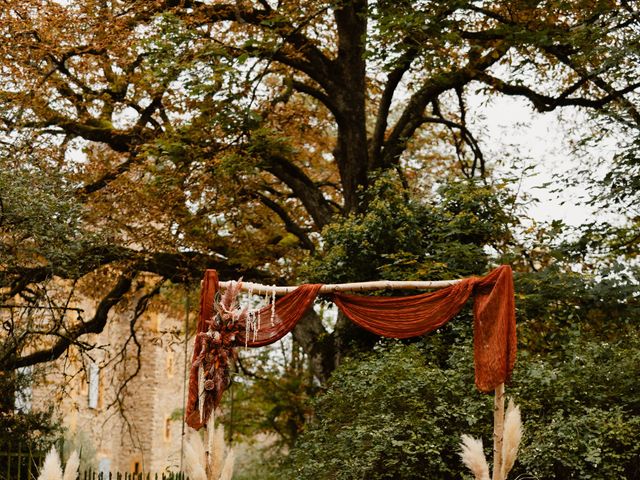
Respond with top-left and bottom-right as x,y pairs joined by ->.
29,299 -> 193,476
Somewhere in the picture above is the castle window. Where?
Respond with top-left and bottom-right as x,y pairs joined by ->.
166,351 -> 175,378
164,416 -> 172,442
88,362 -> 99,409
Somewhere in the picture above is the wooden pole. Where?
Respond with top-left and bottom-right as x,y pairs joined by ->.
219,278 -> 464,295
492,382 -> 505,480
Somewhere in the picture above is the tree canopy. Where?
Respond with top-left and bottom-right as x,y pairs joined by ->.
2,2 -> 640,477
2,0 -> 639,373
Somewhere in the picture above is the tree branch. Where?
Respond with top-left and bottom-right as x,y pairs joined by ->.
255,192 -> 315,252
382,42 -> 509,167
2,271 -> 136,370
291,80 -> 342,122
1,248 -> 269,302
263,154 -> 336,228
543,45 -> 640,125
370,45 -> 419,168
476,72 -> 640,113
193,3 -> 335,91
422,115 -> 484,178
76,155 -> 140,196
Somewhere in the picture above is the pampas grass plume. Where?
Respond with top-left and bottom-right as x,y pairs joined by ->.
208,422 -> 226,478
184,413 -> 235,480
500,399 -> 523,479
62,450 -> 80,480
184,440 -> 207,480
190,428 -> 206,467
37,448 -> 63,480
219,448 -> 235,480
459,434 -> 490,480
220,280 -> 242,312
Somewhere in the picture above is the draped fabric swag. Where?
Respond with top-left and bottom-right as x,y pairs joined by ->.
186,265 -> 516,430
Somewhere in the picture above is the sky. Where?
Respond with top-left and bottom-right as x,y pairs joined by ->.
475,95 -> 618,228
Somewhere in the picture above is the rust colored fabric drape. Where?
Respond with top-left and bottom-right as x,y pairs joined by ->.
331,279 -> 476,338
236,283 -> 323,347
186,269 -> 219,429
186,265 -> 516,429
332,265 -> 516,392
472,265 -> 517,392
186,278 -> 322,429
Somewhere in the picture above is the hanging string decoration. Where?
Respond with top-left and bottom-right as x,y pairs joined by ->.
186,265 -> 516,430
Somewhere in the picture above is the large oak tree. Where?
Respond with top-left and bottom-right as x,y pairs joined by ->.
1,0 -> 639,379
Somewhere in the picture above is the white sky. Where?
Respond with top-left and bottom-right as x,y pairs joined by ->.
474,94 -> 619,227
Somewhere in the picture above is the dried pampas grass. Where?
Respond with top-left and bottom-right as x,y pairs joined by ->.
184,412 -> 235,480
460,397 -> 523,480
208,422 -> 226,478
500,399 -> 523,479
37,448 -> 80,480
184,431 -> 207,480
219,448 -> 235,480
459,435 -> 490,480
62,450 -> 80,480
37,448 -> 63,480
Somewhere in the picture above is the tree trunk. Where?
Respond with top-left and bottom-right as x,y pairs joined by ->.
332,0 -> 369,214
292,310 -> 337,384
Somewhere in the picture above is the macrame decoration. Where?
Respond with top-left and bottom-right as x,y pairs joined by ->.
186,265 -> 516,431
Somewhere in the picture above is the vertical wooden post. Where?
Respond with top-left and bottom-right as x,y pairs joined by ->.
492,383 -> 505,480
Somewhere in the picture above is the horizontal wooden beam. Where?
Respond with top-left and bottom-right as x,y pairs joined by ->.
219,278 -> 464,295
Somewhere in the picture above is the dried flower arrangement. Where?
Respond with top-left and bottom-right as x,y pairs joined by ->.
36,448 -> 79,480
460,399 -> 522,480
190,279 -> 273,426
184,413 -> 235,480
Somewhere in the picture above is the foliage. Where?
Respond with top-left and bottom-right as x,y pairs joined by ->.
221,341 -> 316,450
0,165 -> 96,275
279,320 -> 640,479
281,339 -> 490,480
602,134 -> 640,209
0,368 -> 60,449
514,262 -> 640,353
304,175 -> 519,283
1,0 -> 639,372
586,131 -> 640,256
512,333 -> 640,479
232,438 -> 283,480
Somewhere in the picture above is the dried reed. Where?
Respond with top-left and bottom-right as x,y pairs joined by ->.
184,431 -> 207,480
500,399 -> 523,479
460,434 -> 491,480
184,412 -> 235,480
37,448 -> 63,480
219,448 -> 235,480
459,397 -> 523,480
37,448 -> 80,480
208,421 -> 226,478
62,450 -> 80,480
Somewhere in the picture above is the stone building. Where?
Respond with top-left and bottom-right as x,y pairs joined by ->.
27,295 -> 193,476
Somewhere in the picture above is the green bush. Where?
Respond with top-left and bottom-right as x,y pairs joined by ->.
281,340 -> 492,480
303,175 -> 518,283
511,334 -> 640,479
279,330 -> 640,479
